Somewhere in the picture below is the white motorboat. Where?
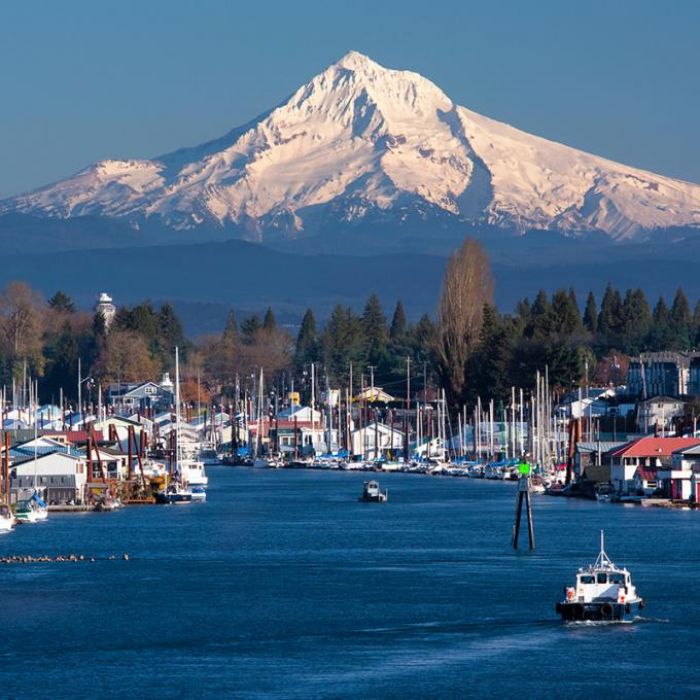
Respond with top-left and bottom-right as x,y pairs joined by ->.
15,492 -> 48,523
556,531 -> 645,623
359,480 -> 388,503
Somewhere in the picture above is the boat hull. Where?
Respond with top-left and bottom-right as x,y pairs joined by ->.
556,599 -> 644,623
154,491 -> 193,504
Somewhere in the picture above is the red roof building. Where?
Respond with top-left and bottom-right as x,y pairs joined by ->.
609,436 -> 700,496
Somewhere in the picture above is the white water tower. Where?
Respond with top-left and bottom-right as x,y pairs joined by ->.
95,292 -> 116,329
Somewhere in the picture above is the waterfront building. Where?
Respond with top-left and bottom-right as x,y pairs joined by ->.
276,404 -> 322,423
574,441 -> 627,482
665,443 -> 700,501
351,422 -> 404,460
556,387 -> 616,419
268,419 -> 336,456
10,451 -> 88,505
636,395 -> 686,434
107,374 -> 174,415
608,436 -> 700,495
627,351 -> 695,397
688,356 -> 700,396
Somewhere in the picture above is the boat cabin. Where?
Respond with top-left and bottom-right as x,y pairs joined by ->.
575,569 -> 630,601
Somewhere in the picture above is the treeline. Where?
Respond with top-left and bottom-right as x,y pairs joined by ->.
467,282 -> 700,404
200,296 -> 436,403
434,240 -> 700,410
0,245 -> 699,409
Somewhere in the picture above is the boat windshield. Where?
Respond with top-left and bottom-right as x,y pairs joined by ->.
609,572 -> 625,584
580,575 -> 595,584
596,573 -> 607,584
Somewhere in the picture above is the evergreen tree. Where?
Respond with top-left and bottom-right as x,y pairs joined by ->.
263,306 -> 277,332
526,290 -> 555,340
43,323 -> 80,401
159,302 -> 185,352
647,297 -> 674,349
551,289 -> 581,336
693,300 -> 700,347
467,304 -> 514,402
322,305 -> 366,383
48,290 -> 76,313
362,293 -> 388,365
240,313 -> 262,342
619,288 -> 650,354
295,308 -> 320,370
583,292 -> 598,334
597,284 -> 623,341
389,300 -> 407,340
670,288 -> 691,350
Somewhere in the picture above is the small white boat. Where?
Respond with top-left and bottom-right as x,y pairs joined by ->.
15,492 -> 48,524
359,480 -> 388,503
556,530 -> 645,623
0,505 -> 15,532
154,481 -> 193,504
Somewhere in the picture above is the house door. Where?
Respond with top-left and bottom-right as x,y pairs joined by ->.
671,479 -> 679,500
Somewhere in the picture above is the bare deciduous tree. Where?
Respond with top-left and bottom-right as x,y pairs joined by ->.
435,238 -> 494,408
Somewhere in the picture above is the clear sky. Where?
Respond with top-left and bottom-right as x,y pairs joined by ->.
1,0 -> 698,198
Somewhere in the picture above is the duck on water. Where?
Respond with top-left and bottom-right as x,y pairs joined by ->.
556,531 -> 645,623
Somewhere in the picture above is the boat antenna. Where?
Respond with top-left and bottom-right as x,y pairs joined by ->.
594,529 -> 614,568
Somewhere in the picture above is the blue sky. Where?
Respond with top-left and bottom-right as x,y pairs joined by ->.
1,0 -> 698,198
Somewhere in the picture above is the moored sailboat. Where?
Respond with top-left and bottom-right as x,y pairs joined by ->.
154,348 -> 194,504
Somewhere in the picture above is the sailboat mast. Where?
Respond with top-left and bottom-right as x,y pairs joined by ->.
175,347 -> 181,468
33,375 -> 38,491
257,367 -> 264,458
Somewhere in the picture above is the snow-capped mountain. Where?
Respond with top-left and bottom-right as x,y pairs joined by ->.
3,51 -> 700,243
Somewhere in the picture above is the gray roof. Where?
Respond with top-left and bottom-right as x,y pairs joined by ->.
674,443 -> 700,455
576,441 -> 627,453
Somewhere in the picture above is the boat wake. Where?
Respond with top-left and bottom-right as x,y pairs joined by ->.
564,615 -> 665,627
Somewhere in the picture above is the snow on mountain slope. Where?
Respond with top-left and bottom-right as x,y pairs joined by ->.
2,51 -> 700,241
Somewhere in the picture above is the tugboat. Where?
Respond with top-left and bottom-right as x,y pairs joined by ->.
359,480 -> 388,503
556,531 -> 645,623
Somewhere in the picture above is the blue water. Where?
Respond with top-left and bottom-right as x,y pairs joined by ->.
1,468 -> 699,699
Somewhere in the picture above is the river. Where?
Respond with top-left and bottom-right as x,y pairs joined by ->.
1,467 -> 698,699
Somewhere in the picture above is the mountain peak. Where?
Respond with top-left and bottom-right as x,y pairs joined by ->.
334,50 -> 378,71
2,54 -> 700,244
